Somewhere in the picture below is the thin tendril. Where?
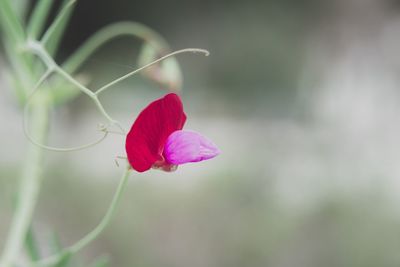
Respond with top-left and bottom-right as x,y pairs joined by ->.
53,66 -> 95,97
23,43 -> 209,152
25,42 -> 209,138
95,48 -> 210,95
61,21 -> 170,74
23,69 -> 110,152
26,40 -> 127,134
102,130 -> 125,135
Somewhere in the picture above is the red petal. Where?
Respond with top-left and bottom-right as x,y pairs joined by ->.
125,93 -> 186,172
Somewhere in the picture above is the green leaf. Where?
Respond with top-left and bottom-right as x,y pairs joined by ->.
11,0 -> 29,19
24,226 -> 41,261
48,231 -> 63,254
27,0 -> 54,39
48,232 -> 72,267
0,0 -> 25,45
53,252 -> 72,267
88,255 -> 110,267
43,0 -> 76,56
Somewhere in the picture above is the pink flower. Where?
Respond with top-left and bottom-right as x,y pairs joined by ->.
164,130 -> 220,165
125,93 -> 220,172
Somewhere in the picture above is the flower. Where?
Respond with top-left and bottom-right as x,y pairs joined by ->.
125,93 -> 220,172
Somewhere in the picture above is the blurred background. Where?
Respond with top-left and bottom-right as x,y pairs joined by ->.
2,0 -> 400,266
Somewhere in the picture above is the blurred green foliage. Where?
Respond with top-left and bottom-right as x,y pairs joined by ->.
1,165 -> 398,267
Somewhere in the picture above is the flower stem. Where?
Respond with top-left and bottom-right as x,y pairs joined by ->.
0,93 -> 51,267
70,165 -> 131,253
34,164 -> 131,267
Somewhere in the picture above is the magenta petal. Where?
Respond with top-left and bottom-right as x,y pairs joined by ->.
125,93 -> 186,172
164,130 -> 220,165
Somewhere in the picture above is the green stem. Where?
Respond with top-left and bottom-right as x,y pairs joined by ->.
70,165 -> 131,253
0,93 -> 51,267
0,0 -> 35,100
26,40 -> 126,134
62,21 -> 170,74
34,165 -> 131,267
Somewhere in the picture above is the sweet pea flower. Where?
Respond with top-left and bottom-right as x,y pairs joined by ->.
125,93 -> 220,172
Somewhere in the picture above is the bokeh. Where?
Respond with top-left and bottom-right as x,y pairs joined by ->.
2,0 -> 400,266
